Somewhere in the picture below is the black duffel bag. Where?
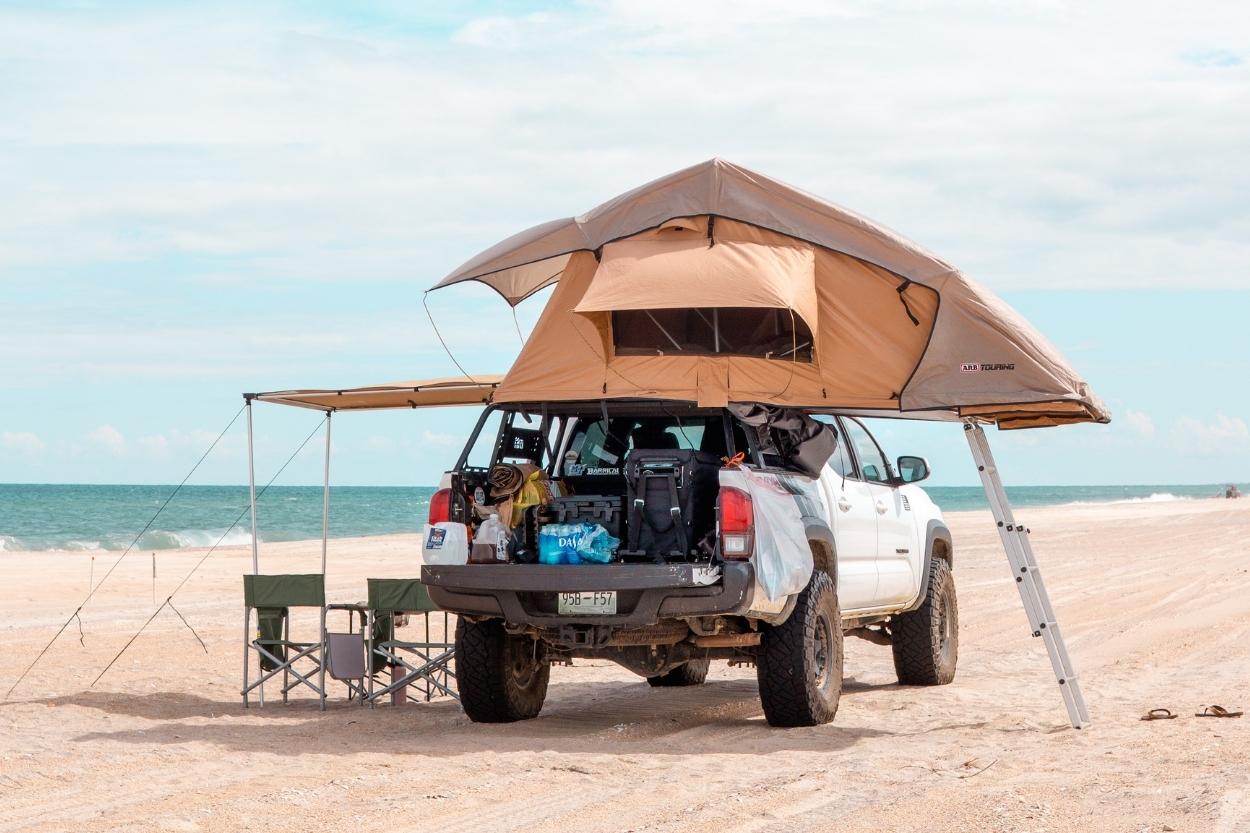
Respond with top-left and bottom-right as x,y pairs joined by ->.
623,448 -> 721,561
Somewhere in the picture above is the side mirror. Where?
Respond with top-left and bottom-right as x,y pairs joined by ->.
896,455 -> 930,484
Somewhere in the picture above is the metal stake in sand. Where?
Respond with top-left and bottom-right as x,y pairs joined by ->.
152,553 -> 156,606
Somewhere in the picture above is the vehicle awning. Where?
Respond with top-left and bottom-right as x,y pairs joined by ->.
249,375 -> 502,412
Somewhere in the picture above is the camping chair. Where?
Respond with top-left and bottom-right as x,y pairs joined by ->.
242,574 -> 327,710
365,578 -> 458,705
324,602 -> 370,703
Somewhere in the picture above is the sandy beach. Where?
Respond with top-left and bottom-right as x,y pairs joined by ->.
2,497 -> 1248,833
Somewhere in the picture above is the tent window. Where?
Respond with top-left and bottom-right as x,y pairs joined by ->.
611,307 -> 812,361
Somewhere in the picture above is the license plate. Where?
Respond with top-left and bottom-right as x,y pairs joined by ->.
557,591 -> 617,615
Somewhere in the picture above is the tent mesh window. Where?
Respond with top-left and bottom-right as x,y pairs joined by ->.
611,307 -> 812,361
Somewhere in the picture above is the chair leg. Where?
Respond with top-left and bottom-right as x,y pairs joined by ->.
282,616 -> 290,705
367,611 -> 376,709
318,607 -> 327,711
242,606 -> 251,709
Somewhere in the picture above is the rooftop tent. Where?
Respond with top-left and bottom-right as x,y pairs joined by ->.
429,159 -> 1108,430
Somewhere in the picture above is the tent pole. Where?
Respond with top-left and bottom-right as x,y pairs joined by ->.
964,421 -> 1090,729
246,397 -> 259,575
321,412 -> 332,576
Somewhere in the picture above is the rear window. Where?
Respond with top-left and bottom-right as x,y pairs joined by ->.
612,307 -> 812,361
563,417 -> 720,476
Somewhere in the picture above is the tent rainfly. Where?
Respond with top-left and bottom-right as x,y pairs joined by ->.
430,158 -> 1108,430
427,159 -> 1103,729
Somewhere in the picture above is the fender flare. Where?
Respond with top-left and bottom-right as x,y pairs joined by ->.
760,519 -> 833,627
803,518 -> 838,587
901,519 -> 953,613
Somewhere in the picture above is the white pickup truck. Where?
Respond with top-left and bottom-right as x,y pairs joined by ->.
422,401 -> 955,727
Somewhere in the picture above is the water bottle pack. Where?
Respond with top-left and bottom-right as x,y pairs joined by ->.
537,522 -> 619,565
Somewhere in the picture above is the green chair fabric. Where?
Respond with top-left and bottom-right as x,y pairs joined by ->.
255,607 -> 288,671
369,612 -> 393,674
244,574 -> 326,608
367,578 -> 439,614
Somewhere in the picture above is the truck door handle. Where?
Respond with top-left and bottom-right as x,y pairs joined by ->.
837,498 -> 852,512
875,501 -> 888,515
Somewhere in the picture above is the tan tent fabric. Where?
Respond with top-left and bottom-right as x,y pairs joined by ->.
429,159 -> 1108,428
575,231 -> 819,339
252,375 -> 502,412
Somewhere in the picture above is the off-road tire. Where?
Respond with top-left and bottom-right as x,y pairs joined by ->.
454,617 -> 549,722
646,658 -> 710,687
756,571 -> 842,727
891,558 -> 958,685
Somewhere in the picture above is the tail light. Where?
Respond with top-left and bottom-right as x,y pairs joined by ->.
428,488 -> 452,525
718,487 -> 754,560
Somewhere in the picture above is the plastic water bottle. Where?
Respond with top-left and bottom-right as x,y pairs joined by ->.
472,516 -> 509,564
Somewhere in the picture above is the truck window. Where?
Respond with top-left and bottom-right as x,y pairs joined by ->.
814,416 -> 855,478
842,418 -> 890,484
564,417 -> 712,476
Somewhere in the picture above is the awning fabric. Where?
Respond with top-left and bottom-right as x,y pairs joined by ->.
429,159 -> 1108,429
251,375 -> 502,412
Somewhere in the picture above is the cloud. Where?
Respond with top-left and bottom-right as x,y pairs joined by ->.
1169,413 -> 1250,456
421,430 -> 460,449
1,431 -> 45,454
1123,410 -> 1155,440
365,435 -> 396,452
87,424 -> 126,454
0,2 -> 1248,291
138,434 -> 170,455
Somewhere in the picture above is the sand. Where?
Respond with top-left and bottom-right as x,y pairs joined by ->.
2,497 -> 1248,832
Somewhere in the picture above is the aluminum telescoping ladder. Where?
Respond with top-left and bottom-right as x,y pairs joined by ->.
964,421 -> 1090,729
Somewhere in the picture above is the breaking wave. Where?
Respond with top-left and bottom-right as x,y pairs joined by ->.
0,528 -> 258,552
1061,492 -> 1190,507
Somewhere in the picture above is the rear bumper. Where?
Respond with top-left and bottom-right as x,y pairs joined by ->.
421,562 -> 755,628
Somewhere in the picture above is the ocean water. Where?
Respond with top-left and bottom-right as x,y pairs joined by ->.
0,484 -> 436,553
0,482 -> 1240,552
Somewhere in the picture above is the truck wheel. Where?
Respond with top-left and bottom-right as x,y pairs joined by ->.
454,617 -> 549,722
756,571 -> 842,727
891,558 -> 958,685
646,658 -> 710,687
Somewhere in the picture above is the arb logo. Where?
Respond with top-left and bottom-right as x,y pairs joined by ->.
961,362 -> 1015,373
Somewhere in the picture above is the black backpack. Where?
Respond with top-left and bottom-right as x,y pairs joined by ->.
623,449 -> 721,561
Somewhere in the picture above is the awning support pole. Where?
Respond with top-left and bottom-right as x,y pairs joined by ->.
321,412 -> 332,576
246,397 -> 259,575
963,421 -> 1090,729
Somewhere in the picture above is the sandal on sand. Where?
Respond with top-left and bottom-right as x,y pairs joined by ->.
1195,705 -> 1243,718
1140,708 -> 1178,721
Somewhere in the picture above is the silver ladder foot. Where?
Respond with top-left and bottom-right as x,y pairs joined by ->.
964,421 -> 1090,729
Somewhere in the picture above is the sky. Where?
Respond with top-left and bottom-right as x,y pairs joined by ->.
0,0 -> 1248,488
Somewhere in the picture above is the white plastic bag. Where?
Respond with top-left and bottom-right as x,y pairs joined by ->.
721,468 -> 814,602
